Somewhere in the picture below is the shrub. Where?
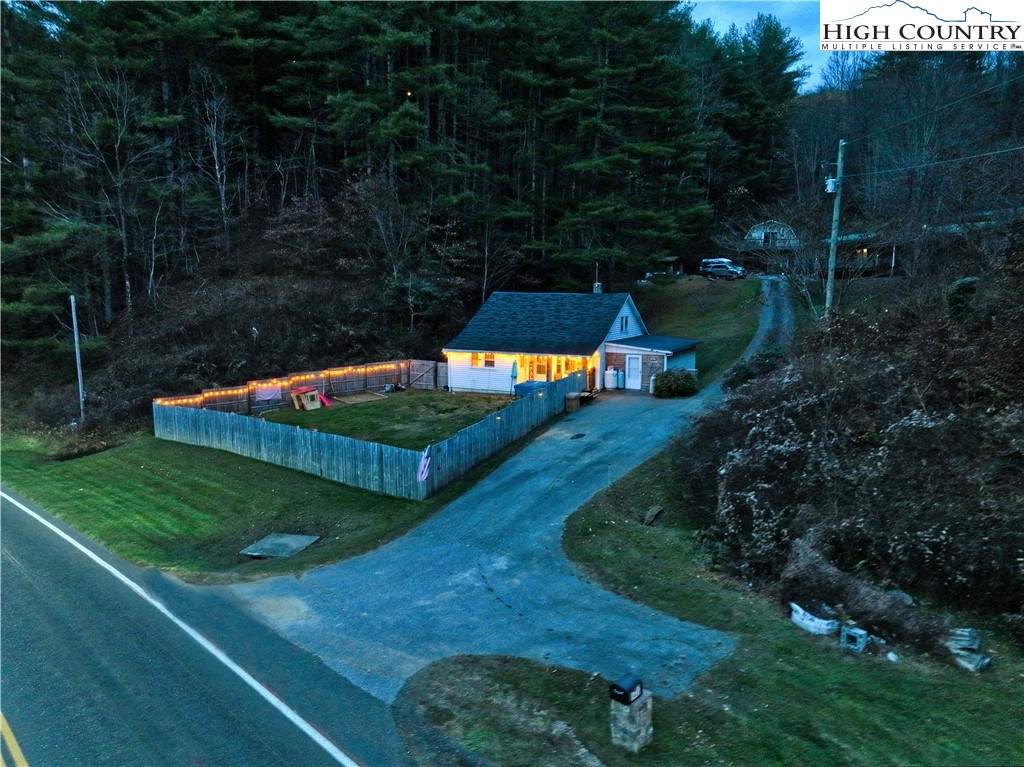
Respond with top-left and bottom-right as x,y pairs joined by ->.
946,276 -> 980,318
722,343 -> 787,390
653,369 -> 698,398
674,242 -> 1024,632
650,272 -> 677,286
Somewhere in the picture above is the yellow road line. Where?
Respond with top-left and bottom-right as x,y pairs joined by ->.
0,713 -> 28,767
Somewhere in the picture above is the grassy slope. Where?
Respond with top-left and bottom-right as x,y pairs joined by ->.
638,277 -> 761,385
0,430 -> 531,579
262,389 -> 509,449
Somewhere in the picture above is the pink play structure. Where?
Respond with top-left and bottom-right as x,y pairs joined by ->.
290,385 -> 331,411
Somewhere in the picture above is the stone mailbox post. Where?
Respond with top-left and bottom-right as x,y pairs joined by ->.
609,675 -> 653,752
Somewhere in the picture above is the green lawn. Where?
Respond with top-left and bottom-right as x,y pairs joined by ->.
261,389 -> 509,449
0,430 -> 530,579
397,451 -> 1024,766
0,276 -> 762,583
638,277 -> 762,385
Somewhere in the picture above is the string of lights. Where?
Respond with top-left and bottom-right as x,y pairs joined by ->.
154,362 -> 404,407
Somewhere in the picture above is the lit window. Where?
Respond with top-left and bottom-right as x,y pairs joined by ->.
484,353 -> 495,368
471,353 -> 482,367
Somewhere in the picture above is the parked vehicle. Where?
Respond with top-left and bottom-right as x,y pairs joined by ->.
700,258 -> 746,280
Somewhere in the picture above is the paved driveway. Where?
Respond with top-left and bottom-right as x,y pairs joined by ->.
226,278 -> 791,704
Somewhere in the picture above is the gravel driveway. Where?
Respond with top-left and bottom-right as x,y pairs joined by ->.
227,278 -> 791,705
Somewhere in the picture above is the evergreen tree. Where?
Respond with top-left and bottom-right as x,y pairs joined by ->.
718,14 -> 808,204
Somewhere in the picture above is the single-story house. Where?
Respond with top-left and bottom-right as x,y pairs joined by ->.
442,287 -> 700,394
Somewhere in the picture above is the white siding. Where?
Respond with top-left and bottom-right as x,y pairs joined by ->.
447,352 -> 517,394
603,300 -> 645,342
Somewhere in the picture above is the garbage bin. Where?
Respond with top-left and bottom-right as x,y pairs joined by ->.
609,674 -> 643,705
513,381 -> 547,397
604,368 -> 618,390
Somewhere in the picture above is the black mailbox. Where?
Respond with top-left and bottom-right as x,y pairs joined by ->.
609,674 -> 643,705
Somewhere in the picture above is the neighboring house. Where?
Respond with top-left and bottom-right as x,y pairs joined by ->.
442,287 -> 699,394
743,220 -> 800,251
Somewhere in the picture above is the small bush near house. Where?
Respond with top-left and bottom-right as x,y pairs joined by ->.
652,369 -> 698,398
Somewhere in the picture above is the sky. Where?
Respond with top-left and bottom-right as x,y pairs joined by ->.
688,0 -> 831,90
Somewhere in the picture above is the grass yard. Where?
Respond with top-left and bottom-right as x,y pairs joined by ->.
396,450 -> 1024,766
0,275 -> 762,584
0,429 -> 531,580
637,277 -> 762,385
261,388 -> 509,449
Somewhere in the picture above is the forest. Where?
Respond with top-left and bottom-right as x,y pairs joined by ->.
1,1 -> 1022,430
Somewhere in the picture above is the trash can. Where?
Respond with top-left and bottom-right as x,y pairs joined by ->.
604,368 -> 618,390
513,381 -> 547,397
565,392 -> 581,413
609,674 -> 643,705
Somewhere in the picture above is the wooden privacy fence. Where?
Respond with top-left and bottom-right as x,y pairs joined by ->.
152,370 -> 585,501
419,371 -> 585,498
153,403 -> 423,498
153,359 -> 448,414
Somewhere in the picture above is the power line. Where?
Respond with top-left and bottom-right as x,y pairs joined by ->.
847,72 -> 1024,147
844,145 -> 1024,178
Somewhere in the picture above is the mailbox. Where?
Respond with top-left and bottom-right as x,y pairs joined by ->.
609,674 -> 643,705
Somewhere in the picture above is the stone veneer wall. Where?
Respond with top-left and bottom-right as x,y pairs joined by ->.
603,351 -> 664,391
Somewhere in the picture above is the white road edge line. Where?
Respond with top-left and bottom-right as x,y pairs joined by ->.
1,491 -> 361,767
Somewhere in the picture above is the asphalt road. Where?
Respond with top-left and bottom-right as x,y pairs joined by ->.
0,491 -> 412,767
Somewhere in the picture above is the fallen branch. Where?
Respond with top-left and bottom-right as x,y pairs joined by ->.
780,536 -> 948,649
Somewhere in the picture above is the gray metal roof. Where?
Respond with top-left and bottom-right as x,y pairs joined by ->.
444,291 -> 633,355
609,334 -> 701,354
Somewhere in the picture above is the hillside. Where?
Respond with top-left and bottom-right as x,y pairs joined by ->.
676,226 -> 1024,641
0,199 -> 477,437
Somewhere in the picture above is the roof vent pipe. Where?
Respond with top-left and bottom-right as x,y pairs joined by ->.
593,282 -> 603,294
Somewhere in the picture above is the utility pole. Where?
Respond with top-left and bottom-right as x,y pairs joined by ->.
824,139 -> 846,319
70,294 -> 86,426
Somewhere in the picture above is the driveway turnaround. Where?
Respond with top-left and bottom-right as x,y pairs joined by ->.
227,278 -> 791,705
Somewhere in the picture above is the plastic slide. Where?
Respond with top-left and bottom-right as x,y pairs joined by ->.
318,392 -> 332,407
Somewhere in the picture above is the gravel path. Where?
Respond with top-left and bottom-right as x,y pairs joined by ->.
225,278 -> 791,705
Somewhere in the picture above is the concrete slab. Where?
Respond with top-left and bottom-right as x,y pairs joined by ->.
240,533 -> 320,558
